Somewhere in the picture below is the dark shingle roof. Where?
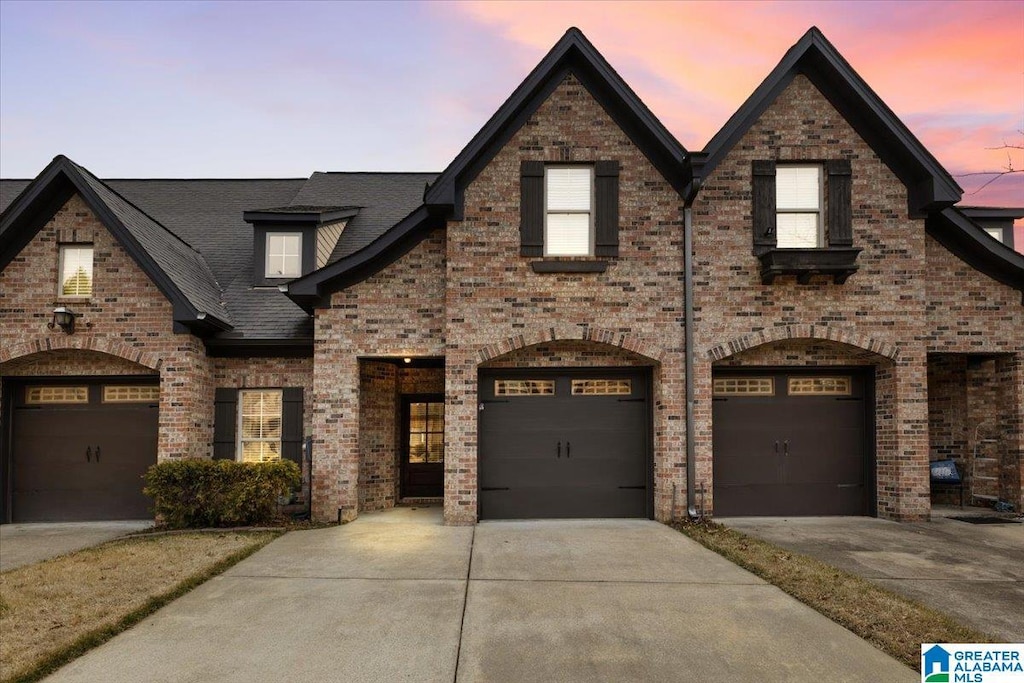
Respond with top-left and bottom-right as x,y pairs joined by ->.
288,172 -> 437,260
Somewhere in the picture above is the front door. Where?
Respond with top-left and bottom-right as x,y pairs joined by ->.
401,395 -> 444,498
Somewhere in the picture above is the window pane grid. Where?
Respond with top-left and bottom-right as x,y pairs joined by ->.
495,379 -> 555,396
713,377 -> 775,396
266,233 -> 302,278
103,385 -> 159,403
571,379 -> 632,395
545,167 -> 592,256
408,401 -> 444,464
60,246 -> 93,297
238,390 -> 283,463
788,377 -> 851,396
775,166 -> 821,248
26,386 -> 89,404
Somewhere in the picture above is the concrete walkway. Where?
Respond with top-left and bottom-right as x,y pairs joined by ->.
0,520 -> 153,572
720,515 -> 1024,642
46,508 -> 915,682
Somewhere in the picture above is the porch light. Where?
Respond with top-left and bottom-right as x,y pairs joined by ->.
48,306 -> 78,334
403,357 -> 412,364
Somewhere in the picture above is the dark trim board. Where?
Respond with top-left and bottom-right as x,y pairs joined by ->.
475,368 -> 651,518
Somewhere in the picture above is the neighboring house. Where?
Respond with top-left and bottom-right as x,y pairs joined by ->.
1,27 -> 1021,525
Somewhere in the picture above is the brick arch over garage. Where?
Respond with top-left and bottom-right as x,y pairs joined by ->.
1,337 -> 163,372
706,324 -> 901,363
477,325 -> 665,365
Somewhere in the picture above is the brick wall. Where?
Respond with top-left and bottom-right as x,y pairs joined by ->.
444,74 -> 686,524
359,361 -> 398,511
312,230 -> 446,521
0,194 -> 213,462
692,75 -> 931,519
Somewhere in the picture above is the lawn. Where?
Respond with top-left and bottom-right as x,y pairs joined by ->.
672,520 -> 991,671
0,530 -> 279,683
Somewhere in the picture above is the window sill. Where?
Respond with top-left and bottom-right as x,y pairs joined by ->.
531,260 -> 608,274
757,247 -> 862,284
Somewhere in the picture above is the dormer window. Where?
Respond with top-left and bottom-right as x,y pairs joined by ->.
266,233 -> 302,278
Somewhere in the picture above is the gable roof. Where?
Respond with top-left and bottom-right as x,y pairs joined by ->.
926,207 -> 1024,299
424,27 -> 690,217
0,156 -> 232,333
696,27 -> 962,214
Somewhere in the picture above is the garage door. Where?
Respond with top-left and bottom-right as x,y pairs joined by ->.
7,380 -> 158,522
478,369 -> 650,519
712,370 -> 871,516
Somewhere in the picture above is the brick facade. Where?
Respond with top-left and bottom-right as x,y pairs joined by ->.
0,195 -> 213,462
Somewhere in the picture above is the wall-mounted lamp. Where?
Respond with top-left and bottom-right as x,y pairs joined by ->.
403,357 -> 412,364
48,306 -> 79,334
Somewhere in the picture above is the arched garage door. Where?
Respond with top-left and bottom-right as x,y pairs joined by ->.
478,368 -> 651,519
4,378 -> 158,522
712,369 -> 872,516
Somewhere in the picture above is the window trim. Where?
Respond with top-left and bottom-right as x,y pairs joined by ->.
58,244 -> 94,299
236,388 -> 284,463
775,164 -> 824,249
265,232 -> 303,279
543,165 -> 595,257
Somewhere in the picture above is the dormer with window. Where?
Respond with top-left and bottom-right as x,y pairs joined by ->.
752,159 -> 862,284
243,206 -> 359,286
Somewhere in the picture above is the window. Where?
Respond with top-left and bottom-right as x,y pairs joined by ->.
103,385 -> 160,403
494,379 -> 555,396
571,379 -> 631,395
983,227 -> 1003,244
26,385 -> 89,404
238,390 -> 282,463
408,401 -> 444,464
545,167 -> 593,256
59,245 -> 93,297
265,233 -> 302,278
787,376 -> 851,396
713,377 -> 775,396
776,166 -> 822,248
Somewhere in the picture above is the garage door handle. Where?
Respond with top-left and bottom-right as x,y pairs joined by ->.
557,441 -> 561,458
566,441 -> 571,458
774,440 -> 779,454
95,446 -> 101,463
783,440 -> 789,456
86,446 -> 91,462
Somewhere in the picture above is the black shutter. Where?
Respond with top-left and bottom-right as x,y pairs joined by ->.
594,160 -> 620,257
213,388 -> 238,460
827,159 -> 853,247
520,161 -> 545,257
752,160 -> 777,253
281,387 -> 304,466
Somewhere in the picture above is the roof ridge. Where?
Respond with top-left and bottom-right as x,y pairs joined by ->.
312,171 -> 440,176
102,177 -> 310,182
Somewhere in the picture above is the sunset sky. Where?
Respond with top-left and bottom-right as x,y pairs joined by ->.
1,1 -> 1021,224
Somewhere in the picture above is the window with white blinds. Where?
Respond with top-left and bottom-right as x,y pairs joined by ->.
237,389 -> 283,463
545,167 -> 593,256
59,245 -> 93,297
776,166 -> 822,248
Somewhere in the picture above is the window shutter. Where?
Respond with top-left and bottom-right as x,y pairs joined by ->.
827,159 -> 852,247
281,387 -> 304,466
594,160 -> 620,257
213,388 -> 238,460
752,160 -> 777,252
520,161 -> 544,257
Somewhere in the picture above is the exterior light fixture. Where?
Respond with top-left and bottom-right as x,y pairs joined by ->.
403,357 -> 412,364
48,306 -> 78,334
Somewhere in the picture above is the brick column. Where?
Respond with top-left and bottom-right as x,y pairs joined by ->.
444,347 -> 478,525
312,350 -> 359,523
877,353 -> 930,520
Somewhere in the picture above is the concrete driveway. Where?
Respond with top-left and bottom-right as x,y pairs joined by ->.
45,507 -> 914,682
720,515 -> 1024,642
0,520 -> 153,572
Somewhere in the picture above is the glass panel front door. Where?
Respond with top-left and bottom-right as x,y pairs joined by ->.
402,395 -> 444,498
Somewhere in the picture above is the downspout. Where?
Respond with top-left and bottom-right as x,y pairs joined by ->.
684,179 -> 701,519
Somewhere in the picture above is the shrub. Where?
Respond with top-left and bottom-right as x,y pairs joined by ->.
143,459 -> 301,528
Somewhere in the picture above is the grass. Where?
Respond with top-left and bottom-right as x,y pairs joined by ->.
0,530 -> 280,683
671,520 -> 991,671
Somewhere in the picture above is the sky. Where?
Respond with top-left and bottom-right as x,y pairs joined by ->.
0,0 -> 1021,226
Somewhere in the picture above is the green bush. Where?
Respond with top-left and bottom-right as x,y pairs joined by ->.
143,459 -> 301,528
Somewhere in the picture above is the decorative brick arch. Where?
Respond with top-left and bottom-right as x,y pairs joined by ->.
477,325 -> 664,364
706,324 -> 901,362
0,336 -> 163,371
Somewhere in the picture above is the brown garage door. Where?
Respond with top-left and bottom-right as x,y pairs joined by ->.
478,368 -> 651,520
712,370 -> 871,516
7,379 -> 158,522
